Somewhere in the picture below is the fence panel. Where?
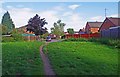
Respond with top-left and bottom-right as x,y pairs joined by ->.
101,26 -> 120,39
66,33 -> 100,39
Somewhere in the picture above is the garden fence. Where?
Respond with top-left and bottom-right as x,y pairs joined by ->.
101,26 -> 120,39
66,33 -> 100,39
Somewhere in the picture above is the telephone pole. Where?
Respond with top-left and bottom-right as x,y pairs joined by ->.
105,8 -> 107,18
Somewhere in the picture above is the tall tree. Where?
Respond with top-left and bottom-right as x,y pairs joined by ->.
67,28 -> 74,34
51,20 -> 65,38
26,14 -> 48,39
1,11 -> 15,33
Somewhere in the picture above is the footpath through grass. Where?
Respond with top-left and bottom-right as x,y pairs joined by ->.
2,41 -> 44,75
44,42 -> 118,75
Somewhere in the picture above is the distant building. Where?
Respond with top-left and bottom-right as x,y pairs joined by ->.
79,28 -> 85,34
99,17 -> 120,32
85,21 -> 102,34
17,25 -> 34,34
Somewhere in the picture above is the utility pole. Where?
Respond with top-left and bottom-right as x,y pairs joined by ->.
105,8 -> 107,18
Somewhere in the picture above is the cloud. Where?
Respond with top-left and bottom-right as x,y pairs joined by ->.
108,14 -> 118,17
6,7 -> 59,32
90,16 -> 104,21
62,11 -> 73,16
68,4 -> 80,10
64,13 -> 85,32
3,4 -> 86,32
6,5 -> 13,9
53,6 -> 64,11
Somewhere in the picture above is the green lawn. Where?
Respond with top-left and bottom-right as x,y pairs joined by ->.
2,41 -> 44,75
0,43 -> 2,76
44,42 -> 118,75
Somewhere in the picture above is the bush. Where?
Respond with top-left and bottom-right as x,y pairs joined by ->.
2,36 -> 15,42
64,38 -> 88,42
64,37 -> 120,49
2,34 -> 26,42
89,38 -> 120,49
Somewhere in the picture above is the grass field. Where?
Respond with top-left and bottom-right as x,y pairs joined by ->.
2,41 -> 44,75
44,42 -> 118,75
0,43 -> 2,76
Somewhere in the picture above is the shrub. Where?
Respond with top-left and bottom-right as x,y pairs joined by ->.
64,38 -> 88,42
2,36 -> 15,42
2,34 -> 26,42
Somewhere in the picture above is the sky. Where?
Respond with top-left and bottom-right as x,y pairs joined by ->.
0,2 -> 118,32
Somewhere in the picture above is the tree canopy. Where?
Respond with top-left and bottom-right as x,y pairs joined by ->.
1,11 -> 15,33
26,14 -> 48,36
51,20 -> 65,38
67,28 -> 74,34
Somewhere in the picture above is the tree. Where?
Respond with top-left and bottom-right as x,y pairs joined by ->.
67,28 -> 74,34
1,11 -> 15,33
26,14 -> 48,40
51,20 -> 65,38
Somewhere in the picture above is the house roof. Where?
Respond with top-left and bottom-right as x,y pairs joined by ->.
107,17 -> 120,26
87,22 -> 103,28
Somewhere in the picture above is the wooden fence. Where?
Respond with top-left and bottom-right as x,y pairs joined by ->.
101,26 -> 120,39
65,33 -> 100,39
23,36 -> 37,41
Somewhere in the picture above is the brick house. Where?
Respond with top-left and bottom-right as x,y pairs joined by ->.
99,17 -> 120,32
17,25 -> 34,34
79,28 -> 85,34
85,22 -> 102,34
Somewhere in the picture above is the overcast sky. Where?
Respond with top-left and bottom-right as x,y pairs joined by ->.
0,2 -> 118,32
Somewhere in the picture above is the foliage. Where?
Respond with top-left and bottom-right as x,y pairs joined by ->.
0,24 -> 8,35
41,32 -> 49,39
64,38 -> 88,42
44,42 -> 118,75
2,42 -> 44,75
51,20 -> 65,38
88,38 -> 120,48
1,11 -> 15,33
64,38 -> 120,49
2,29 -> 26,42
67,28 -> 74,34
2,36 -> 15,42
26,14 -> 48,36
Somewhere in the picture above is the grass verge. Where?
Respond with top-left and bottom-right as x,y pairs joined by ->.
44,42 -> 118,75
2,41 -> 44,75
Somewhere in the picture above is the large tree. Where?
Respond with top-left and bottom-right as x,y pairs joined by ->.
67,28 -> 74,34
1,11 -> 15,33
51,20 -> 65,38
26,14 -> 48,39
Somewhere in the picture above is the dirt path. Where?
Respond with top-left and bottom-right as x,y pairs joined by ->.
40,43 -> 56,76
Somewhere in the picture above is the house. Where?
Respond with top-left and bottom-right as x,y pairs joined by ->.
16,26 -> 27,33
85,21 -> 102,34
99,17 -> 120,32
17,25 -> 34,34
99,17 -> 120,39
79,28 -> 85,34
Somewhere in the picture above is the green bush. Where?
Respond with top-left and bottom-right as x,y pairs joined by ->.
64,37 -> 120,49
89,38 -> 120,48
2,36 -> 15,42
2,34 -> 26,42
64,38 -> 88,42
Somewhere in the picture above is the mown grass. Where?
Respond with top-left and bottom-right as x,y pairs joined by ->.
2,41 -> 44,75
44,42 -> 118,75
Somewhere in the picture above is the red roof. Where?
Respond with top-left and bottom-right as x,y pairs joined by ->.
87,22 -> 103,28
107,17 -> 120,26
